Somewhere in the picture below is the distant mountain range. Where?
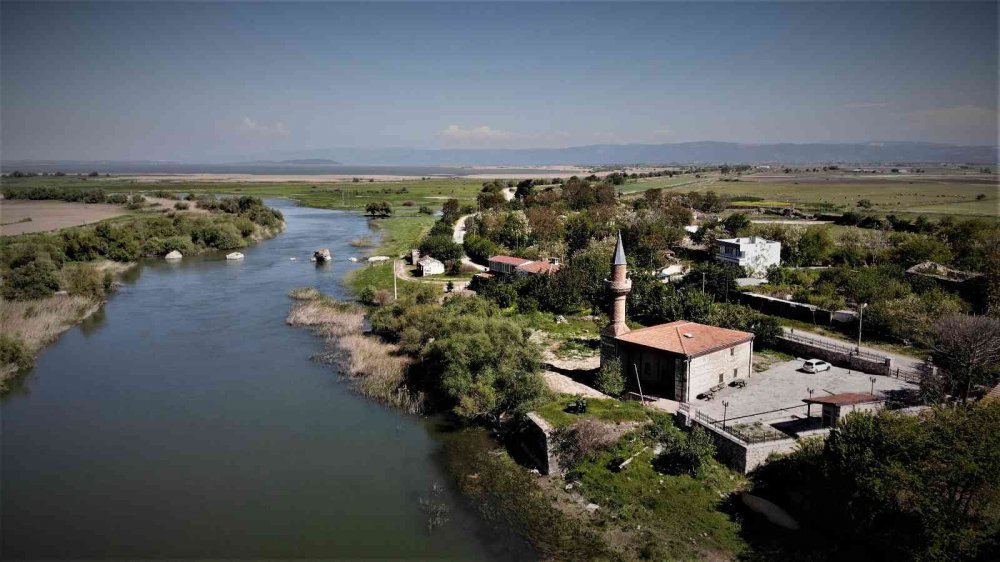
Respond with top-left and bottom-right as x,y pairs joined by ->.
4,141 -> 996,170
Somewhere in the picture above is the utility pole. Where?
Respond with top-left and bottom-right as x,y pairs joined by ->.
857,303 -> 868,351
393,260 -> 398,301
702,271 -> 706,293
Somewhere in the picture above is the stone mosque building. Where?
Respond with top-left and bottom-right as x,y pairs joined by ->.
600,234 -> 755,403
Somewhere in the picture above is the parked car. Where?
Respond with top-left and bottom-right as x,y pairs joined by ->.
802,359 -> 832,373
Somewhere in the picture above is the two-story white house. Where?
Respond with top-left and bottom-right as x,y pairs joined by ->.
716,236 -> 781,277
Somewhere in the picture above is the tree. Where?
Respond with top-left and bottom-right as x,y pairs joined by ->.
365,201 -> 393,217
930,314 -> 1000,402
722,213 -> 751,235
441,199 -> 461,223
419,235 -> 463,262
796,227 -> 834,266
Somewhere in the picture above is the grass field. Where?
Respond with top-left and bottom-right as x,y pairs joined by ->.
645,176 -> 999,217
1,175 -> 487,214
617,174 -> 710,194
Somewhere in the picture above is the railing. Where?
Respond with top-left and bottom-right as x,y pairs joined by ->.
892,366 -> 923,384
694,410 -> 795,444
780,331 -> 886,363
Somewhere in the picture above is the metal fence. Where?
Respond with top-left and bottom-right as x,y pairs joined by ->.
694,410 -> 794,444
781,330 -> 887,363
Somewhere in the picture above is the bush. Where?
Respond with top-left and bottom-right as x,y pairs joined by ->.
418,206 -> 434,215
62,263 -> 105,300
0,334 -> 32,373
2,259 -> 60,300
652,426 -> 716,478
173,201 -> 190,210
595,356 -> 625,396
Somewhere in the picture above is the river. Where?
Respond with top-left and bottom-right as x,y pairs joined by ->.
1,201 -> 522,560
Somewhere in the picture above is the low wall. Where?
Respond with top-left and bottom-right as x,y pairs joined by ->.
735,292 -> 834,325
776,335 -> 893,376
515,413 -> 559,475
677,407 -> 799,474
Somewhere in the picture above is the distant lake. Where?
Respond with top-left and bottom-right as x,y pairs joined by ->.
1,162 -> 564,177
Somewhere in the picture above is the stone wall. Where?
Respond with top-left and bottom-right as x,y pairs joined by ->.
515,413 -> 559,475
735,292 -> 835,325
688,342 -> 753,400
678,406 -> 801,474
776,335 -> 893,376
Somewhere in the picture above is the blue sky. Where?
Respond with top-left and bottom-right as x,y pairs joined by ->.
2,1 -> 997,161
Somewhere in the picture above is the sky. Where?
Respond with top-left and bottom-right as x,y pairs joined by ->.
1,1 -> 997,161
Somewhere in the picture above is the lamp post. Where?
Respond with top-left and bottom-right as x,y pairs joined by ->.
722,400 -> 730,430
869,376 -> 877,397
857,302 -> 868,351
806,387 -> 815,418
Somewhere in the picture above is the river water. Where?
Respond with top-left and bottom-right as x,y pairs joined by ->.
1,201 -> 518,560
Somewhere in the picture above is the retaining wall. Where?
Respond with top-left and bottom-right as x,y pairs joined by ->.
776,336 -> 893,376
735,292 -> 836,325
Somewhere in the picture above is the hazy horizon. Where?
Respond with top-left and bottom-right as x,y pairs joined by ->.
2,2 -> 997,161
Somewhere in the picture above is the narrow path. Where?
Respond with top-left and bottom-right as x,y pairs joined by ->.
451,213 -> 488,272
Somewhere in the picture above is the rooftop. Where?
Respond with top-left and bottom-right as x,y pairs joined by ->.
718,236 -> 778,245
616,320 -> 753,357
802,392 -> 882,406
489,255 -> 533,266
517,261 -> 560,275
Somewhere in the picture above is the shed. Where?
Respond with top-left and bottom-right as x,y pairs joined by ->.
417,256 -> 445,276
802,392 -> 884,427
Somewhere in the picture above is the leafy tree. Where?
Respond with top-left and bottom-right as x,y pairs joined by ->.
365,201 -> 393,217
722,213 -> 751,235
796,227 -> 834,265
419,234 -> 463,262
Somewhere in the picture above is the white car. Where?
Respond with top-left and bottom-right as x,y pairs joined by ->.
802,359 -> 832,373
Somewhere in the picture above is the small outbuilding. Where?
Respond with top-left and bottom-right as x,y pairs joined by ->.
802,392 -> 884,427
417,256 -> 445,276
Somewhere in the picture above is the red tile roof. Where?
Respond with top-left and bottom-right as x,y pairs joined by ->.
489,255 -> 533,267
803,392 -> 881,406
517,261 -> 560,275
615,321 -> 753,357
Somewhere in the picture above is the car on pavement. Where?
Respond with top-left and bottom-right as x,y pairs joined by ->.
802,359 -> 832,373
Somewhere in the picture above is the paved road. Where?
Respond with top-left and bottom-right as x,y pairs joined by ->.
782,327 -> 924,371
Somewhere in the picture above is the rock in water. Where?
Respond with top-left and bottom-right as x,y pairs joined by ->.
313,248 -> 332,262
226,252 -> 244,260
165,250 -> 183,260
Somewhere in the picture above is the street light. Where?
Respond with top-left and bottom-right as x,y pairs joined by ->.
722,400 -> 730,430
857,302 -> 869,351
869,376 -> 877,397
806,387 -> 815,418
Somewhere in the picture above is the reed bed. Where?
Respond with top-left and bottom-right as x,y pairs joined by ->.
287,290 -> 422,413
0,295 -> 98,351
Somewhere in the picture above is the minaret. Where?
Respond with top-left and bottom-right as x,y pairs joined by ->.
601,232 -> 631,366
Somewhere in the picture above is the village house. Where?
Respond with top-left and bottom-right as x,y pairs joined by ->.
488,255 -> 561,276
716,236 -> 781,277
417,256 -> 444,276
488,255 -> 532,275
601,234 -> 755,402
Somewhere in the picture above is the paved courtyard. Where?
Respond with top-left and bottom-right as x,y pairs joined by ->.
694,360 -> 917,424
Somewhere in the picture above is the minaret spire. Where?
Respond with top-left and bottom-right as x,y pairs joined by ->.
601,232 -> 632,366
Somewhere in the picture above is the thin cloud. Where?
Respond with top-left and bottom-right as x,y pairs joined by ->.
437,125 -> 516,146
239,116 -> 289,137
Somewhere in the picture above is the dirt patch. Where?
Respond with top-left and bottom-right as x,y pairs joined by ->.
0,200 -> 127,235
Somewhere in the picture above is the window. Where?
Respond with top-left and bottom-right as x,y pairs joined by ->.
733,368 -> 738,379
718,373 -> 724,384
730,347 -> 735,357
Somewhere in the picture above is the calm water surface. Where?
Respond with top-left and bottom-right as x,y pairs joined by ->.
1,201 -> 520,560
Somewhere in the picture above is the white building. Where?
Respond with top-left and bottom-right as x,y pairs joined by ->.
417,257 -> 445,276
716,236 -> 781,277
